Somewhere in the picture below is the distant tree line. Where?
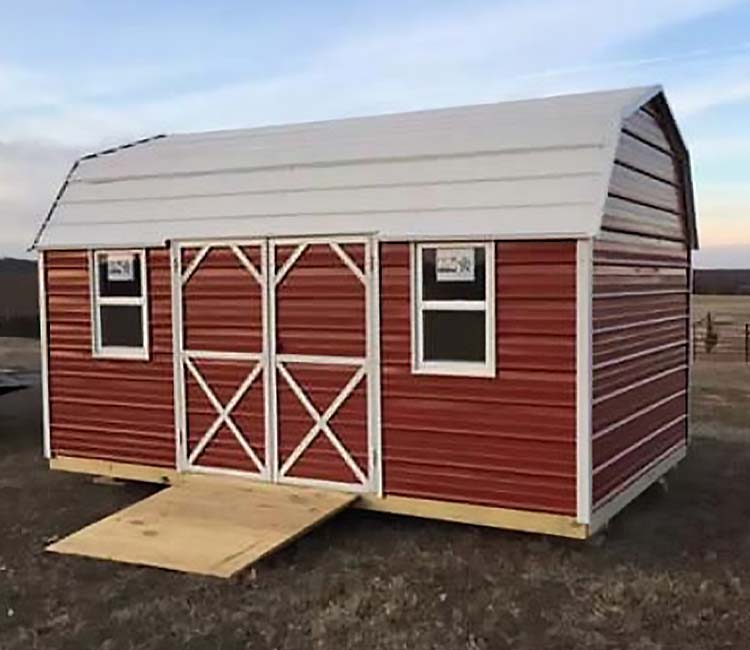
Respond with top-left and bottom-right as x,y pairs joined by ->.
694,269 -> 750,295
0,315 -> 40,339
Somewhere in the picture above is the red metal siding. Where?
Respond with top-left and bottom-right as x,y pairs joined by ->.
45,249 -> 175,467
380,241 -> 577,515
591,103 -> 690,507
182,246 -> 263,352
275,244 -> 366,357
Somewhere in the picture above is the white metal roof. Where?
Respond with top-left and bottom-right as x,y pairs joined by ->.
34,86 -> 670,249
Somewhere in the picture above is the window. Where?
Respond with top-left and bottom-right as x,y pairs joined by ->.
90,250 -> 149,359
412,242 -> 495,376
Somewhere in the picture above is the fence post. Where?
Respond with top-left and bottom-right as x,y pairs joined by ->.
745,323 -> 749,364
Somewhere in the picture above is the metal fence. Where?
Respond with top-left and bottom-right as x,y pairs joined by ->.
692,314 -> 750,363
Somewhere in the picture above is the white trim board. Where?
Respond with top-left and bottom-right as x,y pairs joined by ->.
576,238 -> 593,525
38,253 -> 51,459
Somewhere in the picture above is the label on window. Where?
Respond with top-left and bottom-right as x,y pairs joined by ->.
435,248 -> 474,282
107,254 -> 135,282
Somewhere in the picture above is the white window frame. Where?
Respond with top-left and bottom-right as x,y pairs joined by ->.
90,249 -> 150,361
411,241 -> 496,377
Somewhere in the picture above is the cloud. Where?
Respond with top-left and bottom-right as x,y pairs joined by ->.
0,0 -> 748,258
670,58 -> 750,116
0,142 -> 78,256
1,0 -> 744,146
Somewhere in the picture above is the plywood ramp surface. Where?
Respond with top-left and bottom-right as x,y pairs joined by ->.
47,481 -> 357,577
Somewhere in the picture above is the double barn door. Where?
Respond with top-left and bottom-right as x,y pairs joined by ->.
172,237 -> 379,494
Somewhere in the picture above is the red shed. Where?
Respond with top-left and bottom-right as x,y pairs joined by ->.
33,86 -> 696,538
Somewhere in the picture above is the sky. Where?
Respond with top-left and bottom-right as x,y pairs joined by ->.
0,0 -> 748,267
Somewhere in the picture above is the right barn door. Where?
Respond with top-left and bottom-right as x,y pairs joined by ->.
269,238 -> 379,493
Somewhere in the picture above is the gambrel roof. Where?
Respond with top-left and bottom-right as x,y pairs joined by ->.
33,85 -> 696,249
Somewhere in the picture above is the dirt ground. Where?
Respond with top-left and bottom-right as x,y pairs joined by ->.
2,341 -> 750,649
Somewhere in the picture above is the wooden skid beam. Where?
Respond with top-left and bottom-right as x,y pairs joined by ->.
356,494 -> 589,539
51,456 -> 589,539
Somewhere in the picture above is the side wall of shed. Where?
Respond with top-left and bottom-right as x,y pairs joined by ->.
43,249 -> 176,467
591,103 -> 690,509
380,241 -> 578,515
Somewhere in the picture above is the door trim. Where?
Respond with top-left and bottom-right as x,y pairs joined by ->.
171,236 -> 382,494
268,236 -> 381,494
172,239 -> 271,480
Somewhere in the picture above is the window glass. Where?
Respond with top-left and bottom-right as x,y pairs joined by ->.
92,250 -> 148,357
99,305 -> 144,347
97,252 -> 142,298
422,246 -> 485,301
422,310 -> 485,362
413,242 -> 494,375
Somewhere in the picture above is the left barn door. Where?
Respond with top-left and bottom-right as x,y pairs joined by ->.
173,241 -> 270,478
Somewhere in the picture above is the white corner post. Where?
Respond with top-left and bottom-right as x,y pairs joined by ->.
576,238 -> 593,525
38,252 -> 51,459
366,238 -> 383,496
170,241 -> 186,472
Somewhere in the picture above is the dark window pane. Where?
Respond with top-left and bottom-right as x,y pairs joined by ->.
97,253 -> 142,297
99,305 -> 144,348
423,310 -> 485,362
422,247 -> 485,300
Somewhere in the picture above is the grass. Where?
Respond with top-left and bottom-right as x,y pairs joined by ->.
1,302 -> 750,648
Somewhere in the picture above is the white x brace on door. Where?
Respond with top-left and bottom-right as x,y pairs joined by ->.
171,237 -> 381,494
172,241 -> 271,479
269,237 -> 380,494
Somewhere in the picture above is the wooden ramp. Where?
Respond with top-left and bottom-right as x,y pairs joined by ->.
47,479 -> 357,577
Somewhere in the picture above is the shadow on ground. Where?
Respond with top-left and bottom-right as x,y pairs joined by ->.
1,374 -> 750,648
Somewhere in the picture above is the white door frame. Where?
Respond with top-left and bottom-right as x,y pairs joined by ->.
171,239 -> 272,480
171,236 -> 382,494
268,236 -> 381,495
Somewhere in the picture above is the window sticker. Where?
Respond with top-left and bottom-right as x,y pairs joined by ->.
435,248 -> 475,282
107,254 -> 135,282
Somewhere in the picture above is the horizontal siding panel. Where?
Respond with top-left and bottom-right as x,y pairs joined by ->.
381,241 -> 577,515
594,265 -> 688,294
615,132 -> 677,184
591,102 -> 689,510
602,196 -> 684,241
593,370 -> 687,430
592,394 -> 685,468
609,164 -> 681,214
593,320 -> 686,365
622,110 -> 671,152
593,344 -> 686,400
45,249 -> 176,467
384,374 -> 574,408
385,466 -> 575,515
594,230 -> 688,266
593,424 -> 686,505
593,293 -> 688,331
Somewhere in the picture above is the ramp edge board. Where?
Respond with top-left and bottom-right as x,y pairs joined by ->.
50,456 -> 588,539
46,482 -> 357,577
